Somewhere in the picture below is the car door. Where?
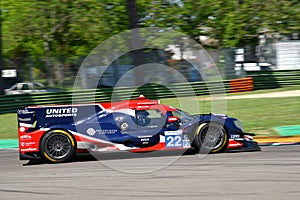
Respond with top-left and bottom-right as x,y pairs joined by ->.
21,83 -> 33,94
15,83 -> 30,94
33,82 -> 47,92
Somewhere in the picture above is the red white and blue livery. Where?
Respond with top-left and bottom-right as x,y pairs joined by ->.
18,95 -> 260,163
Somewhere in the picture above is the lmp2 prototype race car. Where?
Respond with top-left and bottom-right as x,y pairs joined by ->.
17,95 -> 260,163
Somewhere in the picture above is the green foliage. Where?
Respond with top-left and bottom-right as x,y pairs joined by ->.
2,0 -> 108,58
2,0 -> 300,70
257,0 -> 300,35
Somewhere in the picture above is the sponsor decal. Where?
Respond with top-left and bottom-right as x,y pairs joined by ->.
137,135 -> 151,145
230,134 -> 240,139
183,139 -> 191,148
20,141 -> 36,148
19,127 -> 26,132
164,130 -> 183,136
97,146 -> 119,151
20,135 -> 32,140
18,117 -> 33,122
18,110 -> 34,115
87,128 -> 96,136
120,122 -> 128,130
183,134 -> 191,148
138,135 -> 153,138
45,108 -> 78,118
141,137 -> 150,145
20,148 -> 38,152
86,128 -> 118,136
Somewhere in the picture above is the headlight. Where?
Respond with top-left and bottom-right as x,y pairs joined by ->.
234,119 -> 243,131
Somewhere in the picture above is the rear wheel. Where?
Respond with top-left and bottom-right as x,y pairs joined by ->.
40,130 -> 76,163
194,122 -> 228,154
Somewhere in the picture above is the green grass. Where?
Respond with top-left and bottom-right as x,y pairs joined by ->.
226,97 -> 300,135
1,89 -> 300,139
0,113 -> 18,139
162,96 -> 300,136
226,85 -> 300,96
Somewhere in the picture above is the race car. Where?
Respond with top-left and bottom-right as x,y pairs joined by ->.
17,95 -> 260,163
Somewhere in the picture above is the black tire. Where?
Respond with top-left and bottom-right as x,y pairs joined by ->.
40,130 -> 76,163
194,122 -> 228,154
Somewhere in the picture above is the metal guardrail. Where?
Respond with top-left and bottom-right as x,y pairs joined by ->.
246,70 -> 300,90
2,69 -> 300,114
0,80 -> 231,114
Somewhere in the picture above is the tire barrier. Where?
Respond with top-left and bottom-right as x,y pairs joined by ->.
229,77 -> 253,93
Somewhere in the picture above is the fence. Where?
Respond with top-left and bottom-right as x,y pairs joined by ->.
1,69 -> 300,114
0,80 -> 231,114
246,70 -> 300,89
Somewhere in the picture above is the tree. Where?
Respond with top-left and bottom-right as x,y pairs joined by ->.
193,0 -> 300,47
2,0 -> 107,85
126,0 -> 144,85
258,0 -> 300,38
2,0 -> 300,87
0,0 -> 3,94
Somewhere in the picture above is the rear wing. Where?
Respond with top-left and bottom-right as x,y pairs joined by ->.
17,104 -> 105,128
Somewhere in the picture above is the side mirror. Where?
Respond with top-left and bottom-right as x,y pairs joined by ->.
167,116 -> 180,123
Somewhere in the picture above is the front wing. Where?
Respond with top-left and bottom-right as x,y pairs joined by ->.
227,135 -> 261,152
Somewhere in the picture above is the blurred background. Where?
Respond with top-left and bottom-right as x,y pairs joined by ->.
1,0 -> 300,93
1,0 -> 300,139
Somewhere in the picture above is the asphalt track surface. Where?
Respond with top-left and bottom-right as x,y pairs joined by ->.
1,146 -> 300,200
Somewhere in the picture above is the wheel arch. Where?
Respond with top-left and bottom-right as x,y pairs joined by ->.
39,128 -> 77,149
196,120 -> 229,135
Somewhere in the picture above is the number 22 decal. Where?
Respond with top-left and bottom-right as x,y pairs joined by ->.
166,135 -> 182,148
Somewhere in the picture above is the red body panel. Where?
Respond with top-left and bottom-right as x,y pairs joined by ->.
18,127 -> 46,154
227,139 -> 244,149
100,96 -> 176,114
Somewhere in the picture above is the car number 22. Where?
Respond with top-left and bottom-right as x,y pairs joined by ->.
165,130 -> 183,148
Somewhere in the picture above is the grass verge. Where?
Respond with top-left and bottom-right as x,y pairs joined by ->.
163,96 -> 300,136
0,113 -> 18,139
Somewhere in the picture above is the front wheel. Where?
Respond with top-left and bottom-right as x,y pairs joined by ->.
40,130 -> 76,163
194,122 -> 228,154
